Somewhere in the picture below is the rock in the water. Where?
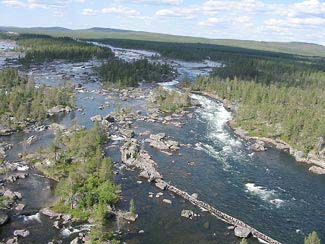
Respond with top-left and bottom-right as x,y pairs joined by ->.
3,190 -> 19,200
40,208 -> 61,218
162,199 -> 172,205
90,115 -> 103,122
155,180 -> 167,190
6,237 -> 18,244
234,226 -> 251,238
15,204 -> 25,211
120,212 -> 138,222
181,210 -> 194,219
203,221 -> 210,229
251,140 -> 266,152
309,166 -> 325,175
13,229 -> 30,238
191,193 -> 198,199
0,211 -> 8,225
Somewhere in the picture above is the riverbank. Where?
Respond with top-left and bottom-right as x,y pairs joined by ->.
192,91 -> 325,175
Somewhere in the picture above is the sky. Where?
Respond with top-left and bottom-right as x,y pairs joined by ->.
1,0 -> 325,45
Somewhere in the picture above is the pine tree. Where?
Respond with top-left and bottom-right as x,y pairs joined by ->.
305,231 -> 321,244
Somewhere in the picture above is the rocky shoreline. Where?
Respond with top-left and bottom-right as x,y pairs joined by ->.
192,91 -> 325,175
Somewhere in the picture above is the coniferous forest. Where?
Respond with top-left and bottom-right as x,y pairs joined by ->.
0,68 -> 74,131
97,58 -> 176,87
17,35 -> 114,66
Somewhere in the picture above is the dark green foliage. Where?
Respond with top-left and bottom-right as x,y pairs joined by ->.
0,68 -> 74,130
211,57 -> 325,87
17,34 -> 113,66
44,124 -> 119,242
90,38 -> 325,65
305,231 -> 321,244
97,58 -> 175,87
191,77 -> 325,154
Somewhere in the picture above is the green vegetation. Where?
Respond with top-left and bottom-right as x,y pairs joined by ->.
3,26 -> 325,57
17,34 -> 113,66
150,87 -> 191,113
191,76 -> 325,154
40,123 -> 120,243
211,56 -> 325,87
92,38 -> 310,62
129,198 -> 136,214
240,238 -> 248,244
97,58 -> 175,88
305,231 -> 321,244
188,43 -> 325,156
0,68 -> 74,131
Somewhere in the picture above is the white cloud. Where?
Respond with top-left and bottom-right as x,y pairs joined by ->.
102,6 -> 139,16
2,0 -> 25,7
116,0 -> 182,5
199,16 -> 252,27
82,5 -> 139,17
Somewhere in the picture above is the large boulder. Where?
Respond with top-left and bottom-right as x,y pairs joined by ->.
234,226 -> 251,238
40,208 -> 61,218
155,180 -> 167,190
90,115 -> 103,122
13,229 -> 30,238
181,210 -> 194,219
251,140 -> 266,152
309,166 -> 325,175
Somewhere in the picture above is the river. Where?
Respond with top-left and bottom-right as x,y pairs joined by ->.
0,40 -> 324,244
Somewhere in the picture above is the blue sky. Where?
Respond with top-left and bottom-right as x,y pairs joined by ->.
1,0 -> 325,44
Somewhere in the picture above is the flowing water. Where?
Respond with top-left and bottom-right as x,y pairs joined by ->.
0,40 -> 324,244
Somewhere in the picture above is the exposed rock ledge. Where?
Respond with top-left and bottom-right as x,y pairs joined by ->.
233,129 -> 325,174
120,139 -> 162,182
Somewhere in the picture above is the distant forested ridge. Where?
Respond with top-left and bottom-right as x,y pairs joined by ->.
97,58 -> 176,87
88,38 -> 325,65
2,26 -> 325,57
16,34 -> 113,66
0,68 -> 74,131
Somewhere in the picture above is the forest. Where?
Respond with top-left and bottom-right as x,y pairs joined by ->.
38,123 -> 120,243
97,58 -> 175,87
88,38 -> 325,65
191,74 -> 325,155
16,34 -> 114,66
0,68 -> 74,131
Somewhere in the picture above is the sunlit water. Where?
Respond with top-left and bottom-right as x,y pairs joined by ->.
0,42 -> 324,244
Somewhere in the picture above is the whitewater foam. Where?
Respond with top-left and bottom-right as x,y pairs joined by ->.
21,213 -> 42,223
245,183 -> 285,208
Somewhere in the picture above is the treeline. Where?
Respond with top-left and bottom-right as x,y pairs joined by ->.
97,58 -> 175,87
17,34 -> 114,66
91,38 -> 325,66
42,123 -> 120,243
211,57 -> 325,87
0,68 -> 74,130
191,76 -> 325,154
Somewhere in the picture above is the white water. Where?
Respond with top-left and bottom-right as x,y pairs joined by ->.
245,183 -> 285,208
21,213 -> 42,223
60,224 -> 94,238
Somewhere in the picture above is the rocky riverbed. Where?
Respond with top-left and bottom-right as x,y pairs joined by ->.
0,39 -> 325,244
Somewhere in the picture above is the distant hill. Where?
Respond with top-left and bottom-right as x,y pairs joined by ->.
1,26 -> 325,58
85,27 -> 130,33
